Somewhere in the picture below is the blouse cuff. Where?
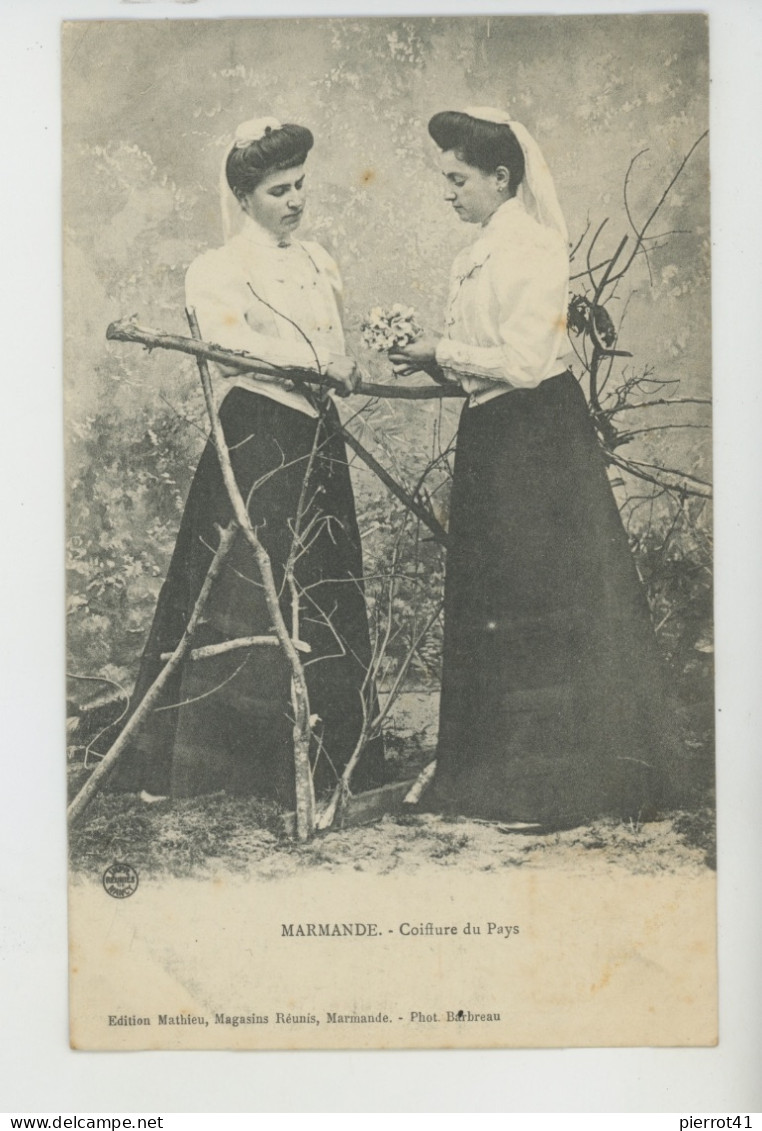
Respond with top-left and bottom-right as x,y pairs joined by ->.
435,336 -> 548,389
434,338 -> 466,381
436,336 -> 509,381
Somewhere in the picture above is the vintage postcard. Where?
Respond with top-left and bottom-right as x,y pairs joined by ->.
64,14 -> 715,1050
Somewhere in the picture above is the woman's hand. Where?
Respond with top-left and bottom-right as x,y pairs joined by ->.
325,355 -> 362,397
389,332 -> 442,377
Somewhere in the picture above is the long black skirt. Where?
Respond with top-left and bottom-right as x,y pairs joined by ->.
112,387 -> 383,806
427,371 -> 679,826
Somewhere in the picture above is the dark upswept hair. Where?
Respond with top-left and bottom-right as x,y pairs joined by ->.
226,123 -> 314,199
428,111 -> 525,194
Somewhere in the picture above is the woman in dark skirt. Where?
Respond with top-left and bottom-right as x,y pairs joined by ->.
114,117 -> 383,807
390,107 -> 677,827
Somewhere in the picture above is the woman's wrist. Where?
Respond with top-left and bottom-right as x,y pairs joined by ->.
419,332 -> 442,364
325,354 -> 360,395
433,336 -> 454,369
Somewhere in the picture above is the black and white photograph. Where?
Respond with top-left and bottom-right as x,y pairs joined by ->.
4,0 -> 762,1114
59,13 -> 722,1052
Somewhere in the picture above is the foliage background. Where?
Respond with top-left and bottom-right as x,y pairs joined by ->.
63,15 -> 711,695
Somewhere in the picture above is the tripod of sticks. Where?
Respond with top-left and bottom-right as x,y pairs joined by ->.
67,314 -> 455,840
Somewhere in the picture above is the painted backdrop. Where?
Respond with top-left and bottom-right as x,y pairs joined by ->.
63,14 -> 711,691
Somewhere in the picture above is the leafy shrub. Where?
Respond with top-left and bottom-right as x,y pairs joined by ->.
67,400 -> 203,686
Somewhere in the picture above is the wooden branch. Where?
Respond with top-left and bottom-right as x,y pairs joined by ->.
627,459 -> 711,490
106,317 -> 464,401
281,778 -> 418,837
107,311 -> 449,833
159,635 -> 312,662
315,599 -> 444,831
585,218 -> 609,293
571,257 -> 615,283
615,422 -> 711,443
622,147 -> 650,249
186,308 -> 316,841
607,131 -> 709,286
367,601 -> 444,744
67,521 -> 239,825
585,235 -> 630,430
605,450 -> 712,499
604,396 -> 712,415
592,234 -> 629,308
568,217 -> 591,263
337,426 -> 448,546
404,760 -> 437,805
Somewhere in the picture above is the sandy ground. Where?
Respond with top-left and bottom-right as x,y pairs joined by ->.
68,689 -> 715,882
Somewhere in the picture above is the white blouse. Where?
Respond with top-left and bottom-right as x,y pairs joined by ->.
185,216 -> 346,418
435,197 -> 571,406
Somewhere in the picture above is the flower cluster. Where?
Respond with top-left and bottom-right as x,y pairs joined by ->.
360,304 -> 422,353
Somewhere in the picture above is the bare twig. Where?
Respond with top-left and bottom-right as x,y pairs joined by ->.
186,307 -> 316,841
585,218 -> 610,293
247,281 -> 323,375
65,672 -> 131,770
605,449 -> 712,498
67,521 -> 239,824
568,217 -> 591,262
315,596 -> 443,831
159,635 -> 312,662
604,396 -> 712,415
607,131 -> 708,286
615,422 -> 710,443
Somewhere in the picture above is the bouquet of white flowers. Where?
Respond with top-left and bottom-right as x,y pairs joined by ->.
360,304 -> 422,354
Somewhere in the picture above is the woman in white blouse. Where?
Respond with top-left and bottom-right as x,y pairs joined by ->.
391,108 -> 677,827
116,118 -> 383,805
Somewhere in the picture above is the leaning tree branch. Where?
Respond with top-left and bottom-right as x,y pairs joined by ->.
185,307 -> 316,841
67,520 -> 239,824
336,425 -> 448,546
106,318 -> 464,401
108,316 -> 449,545
605,449 -> 712,499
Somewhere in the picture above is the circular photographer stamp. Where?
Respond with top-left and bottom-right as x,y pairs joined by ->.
102,862 -> 139,899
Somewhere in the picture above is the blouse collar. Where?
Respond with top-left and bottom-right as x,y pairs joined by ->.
483,195 -> 524,233
240,214 -> 293,249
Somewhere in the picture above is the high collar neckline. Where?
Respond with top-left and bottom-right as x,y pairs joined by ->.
482,195 -> 523,231
240,215 -> 294,249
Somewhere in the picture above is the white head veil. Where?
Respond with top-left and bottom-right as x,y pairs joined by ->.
219,116 -> 283,243
463,106 -> 568,245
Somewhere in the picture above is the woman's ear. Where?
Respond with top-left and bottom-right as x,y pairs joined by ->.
495,165 -> 512,195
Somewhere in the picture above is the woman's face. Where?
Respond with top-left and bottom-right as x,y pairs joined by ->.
240,164 -> 307,240
438,150 -> 507,225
